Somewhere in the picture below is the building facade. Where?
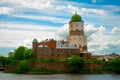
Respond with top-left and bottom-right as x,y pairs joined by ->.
32,13 -> 91,59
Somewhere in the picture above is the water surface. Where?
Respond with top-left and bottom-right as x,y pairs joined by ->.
0,72 -> 120,80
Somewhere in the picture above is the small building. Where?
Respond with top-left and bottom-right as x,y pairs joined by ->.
92,53 -> 120,61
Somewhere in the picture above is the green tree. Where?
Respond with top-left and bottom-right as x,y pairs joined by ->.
17,60 -> 30,74
0,56 -> 11,66
8,52 -> 14,59
109,59 -> 120,73
13,46 -> 26,60
24,49 -> 35,59
90,59 -> 105,63
67,55 -> 85,73
0,56 -> 4,67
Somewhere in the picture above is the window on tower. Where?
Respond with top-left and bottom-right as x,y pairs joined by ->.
71,24 -> 73,27
76,24 -> 78,27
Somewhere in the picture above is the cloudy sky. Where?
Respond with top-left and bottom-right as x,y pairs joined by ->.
0,0 -> 120,56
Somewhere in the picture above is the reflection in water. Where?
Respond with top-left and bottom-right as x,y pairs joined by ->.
0,71 -> 120,80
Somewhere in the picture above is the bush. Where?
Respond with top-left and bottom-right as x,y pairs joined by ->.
89,59 -> 105,63
108,59 -> 120,73
66,55 -> 85,73
17,60 -> 30,74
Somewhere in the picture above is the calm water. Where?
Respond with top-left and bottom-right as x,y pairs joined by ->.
0,71 -> 120,80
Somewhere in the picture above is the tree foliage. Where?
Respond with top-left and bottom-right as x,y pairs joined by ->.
13,46 -> 26,60
12,46 -> 35,60
0,56 -> 11,66
108,59 -> 120,73
89,59 -> 105,63
17,60 -> 30,74
66,55 -> 85,73
24,49 -> 35,59
8,52 -> 14,59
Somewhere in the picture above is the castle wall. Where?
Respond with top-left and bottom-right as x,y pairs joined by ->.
34,62 -> 68,71
5,62 -> 104,73
33,62 -> 105,71
36,47 -> 79,59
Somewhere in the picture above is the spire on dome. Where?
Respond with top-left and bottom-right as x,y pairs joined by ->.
70,12 -> 82,22
75,11 -> 77,14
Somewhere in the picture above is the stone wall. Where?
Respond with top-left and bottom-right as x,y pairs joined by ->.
36,48 -> 79,59
34,61 -> 69,71
84,63 -> 105,70
70,30 -> 84,35
5,64 -> 18,72
5,62 -> 105,73
33,61 -> 104,71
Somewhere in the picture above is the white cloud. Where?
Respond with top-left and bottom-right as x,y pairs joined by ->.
0,0 -> 53,10
92,0 -> 97,3
80,8 -> 107,16
0,29 -> 55,47
0,23 -> 58,31
21,0 -> 53,10
23,39 -> 33,48
13,15 -> 68,23
111,27 -> 120,34
0,23 -> 57,47
85,24 -> 106,43
55,24 -> 69,40
56,6 -> 66,10
67,5 -> 79,13
97,40 -> 120,55
85,24 -> 105,36
101,40 -> 120,50
86,25 -> 120,55
56,5 -> 107,16
92,0 -> 104,3
0,7 -> 13,15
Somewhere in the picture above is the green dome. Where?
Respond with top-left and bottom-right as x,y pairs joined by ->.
33,39 -> 38,43
71,13 -> 82,22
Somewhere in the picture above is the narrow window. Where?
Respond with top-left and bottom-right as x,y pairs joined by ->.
76,29 -> 78,31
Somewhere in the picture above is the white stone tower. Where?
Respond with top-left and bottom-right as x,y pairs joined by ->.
67,13 -> 88,53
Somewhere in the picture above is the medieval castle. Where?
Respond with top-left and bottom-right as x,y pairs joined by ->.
32,13 -> 91,59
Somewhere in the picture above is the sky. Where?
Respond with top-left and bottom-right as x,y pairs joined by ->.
0,0 -> 120,56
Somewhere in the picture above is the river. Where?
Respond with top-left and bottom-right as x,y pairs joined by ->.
0,71 -> 120,80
